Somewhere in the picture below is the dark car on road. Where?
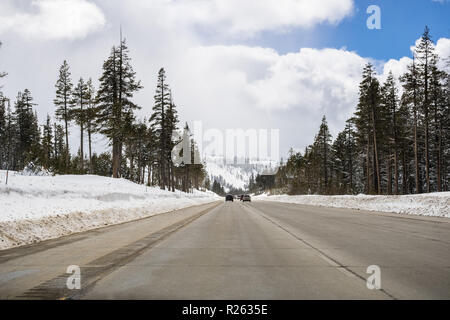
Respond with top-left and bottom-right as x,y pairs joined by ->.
242,194 -> 251,202
225,194 -> 234,202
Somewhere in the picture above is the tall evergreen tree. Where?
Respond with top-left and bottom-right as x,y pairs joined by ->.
380,72 -> 401,194
150,68 -> 171,189
41,114 -> 54,169
400,56 -> 422,193
415,26 -> 436,193
54,124 -> 66,173
429,54 -> 446,192
314,116 -> 332,193
72,77 -> 89,172
166,91 -> 179,191
354,63 -> 382,194
54,60 -> 74,169
0,95 -> 6,165
85,78 -> 97,174
14,89 -> 40,169
96,39 -> 142,178
3,100 -> 16,171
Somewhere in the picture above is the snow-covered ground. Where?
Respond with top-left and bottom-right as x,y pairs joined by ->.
0,170 -> 220,250
255,193 -> 450,218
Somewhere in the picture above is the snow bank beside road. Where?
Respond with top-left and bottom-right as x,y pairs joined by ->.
255,193 -> 450,218
0,171 -> 219,250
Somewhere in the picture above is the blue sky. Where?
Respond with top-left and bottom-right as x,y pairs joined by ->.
238,0 -> 450,60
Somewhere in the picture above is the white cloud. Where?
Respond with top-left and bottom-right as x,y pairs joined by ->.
126,0 -> 354,37
0,0 -> 105,40
179,45 -> 365,113
1,0 -> 448,157
379,57 -> 412,83
168,45 -> 367,145
435,38 -> 450,70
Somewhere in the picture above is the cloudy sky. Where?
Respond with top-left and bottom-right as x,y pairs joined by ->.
0,0 -> 449,159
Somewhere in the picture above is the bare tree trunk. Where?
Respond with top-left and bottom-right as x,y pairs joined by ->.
88,126 -> 93,174
80,119 -> 84,173
112,139 -> 120,178
435,106 -> 442,192
413,107 -> 421,193
387,153 -> 392,195
147,164 -> 152,186
402,149 -> 407,194
437,120 -> 442,191
424,115 -> 430,192
64,116 -> 69,170
171,163 -> 175,192
424,49 -> 430,193
366,135 -> 371,194
371,107 -> 381,195
394,152 -> 399,195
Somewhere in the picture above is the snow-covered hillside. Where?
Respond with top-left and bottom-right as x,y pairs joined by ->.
0,170 -> 219,249
255,193 -> 450,218
205,155 -> 278,191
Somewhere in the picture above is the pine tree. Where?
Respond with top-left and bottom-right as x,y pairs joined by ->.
96,39 -> 142,178
354,63 -> 382,194
72,77 -> 89,172
166,92 -> 179,191
429,55 -> 446,192
85,78 -> 97,174
416,26 -> 436,193
54,60 -> 74,170
0,43 -> 8,169
41,114 -> 54,169
3,100 -> 17,171
443,59 -> 450,191
380,72 -> 401,194
314,116 -> 332,194
54,124 -> 66,173
331,121 -> 357,194
150,68 -> 171,189
0,94 -> 6,168
14,90 -> 40,169
400,56 -> 422,193
145,125 -> 158,187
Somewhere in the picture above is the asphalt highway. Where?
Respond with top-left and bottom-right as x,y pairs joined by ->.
1,200 -> 449,299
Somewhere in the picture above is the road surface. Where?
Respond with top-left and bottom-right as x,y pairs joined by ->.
0,200 -> 449,299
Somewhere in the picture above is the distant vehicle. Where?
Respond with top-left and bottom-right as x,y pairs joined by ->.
242,194 -> 251,202
225,194 -> 234,202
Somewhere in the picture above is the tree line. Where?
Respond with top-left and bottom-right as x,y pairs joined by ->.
262,27 -> 449,195
0,38 -> 206,192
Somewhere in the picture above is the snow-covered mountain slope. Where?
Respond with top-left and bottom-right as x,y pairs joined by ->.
0,170 -> 219,249
204,155 -> 278,191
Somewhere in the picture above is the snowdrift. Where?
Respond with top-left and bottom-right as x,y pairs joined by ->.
0,171 -> 219,250
255,193 -> 450,218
